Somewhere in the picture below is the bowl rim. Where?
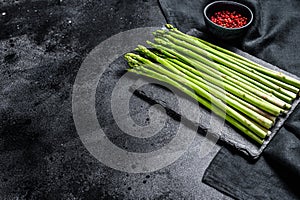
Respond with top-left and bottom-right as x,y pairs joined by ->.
203,0 -> 254,30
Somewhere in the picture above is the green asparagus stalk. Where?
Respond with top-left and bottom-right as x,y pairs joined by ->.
125,54 -> 266,143
249,68 -> 299,94
249,118 -> 271,137
158,29 -> 299,98
147,41 -> 283,116
153,37 -> 291,109
166,58 -> 276,123
224,66 -> 293,103
159,34 -> 296,102
136,45 -> 274,129
128,69 -> 265,145
186,56 -> 292,109
152,36 -> 292,103
169,53 -> 290,115
122,24 -> 300,145
165,24 -> 300,89
201,41 -> 300,89
125,53 -> 269,138
168,60 -> 275,128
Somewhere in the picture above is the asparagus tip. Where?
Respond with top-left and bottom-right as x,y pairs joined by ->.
124,53 -> 142,67
152,32 -> 158,37
124,53 -> 132,61
154,37 -> 168,46
127,61 -> 138,68
153,30 -> 166,36
137,45 -> 147,50
146,40 -> 153,45
165,24 -> 175,30
135,45 -> 149,55
124,52 -> 137,59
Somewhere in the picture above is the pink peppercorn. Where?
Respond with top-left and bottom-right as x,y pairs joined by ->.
210,10 -> 248,28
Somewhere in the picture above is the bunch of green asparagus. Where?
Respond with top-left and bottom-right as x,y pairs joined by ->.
124,24 -> 300,145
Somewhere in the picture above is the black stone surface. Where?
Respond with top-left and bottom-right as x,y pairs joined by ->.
0,1 -> 231,199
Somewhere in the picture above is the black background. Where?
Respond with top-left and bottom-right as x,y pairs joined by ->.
1,0 -> 300,199
0,0 -> 229,199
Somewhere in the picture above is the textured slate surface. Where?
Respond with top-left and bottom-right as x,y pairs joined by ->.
0,0 -> 231,199
133,28 -> 300,160
173,29 -> 300,159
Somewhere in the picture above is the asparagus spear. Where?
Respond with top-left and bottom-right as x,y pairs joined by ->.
122,24 -> 300,144
157,34 -> 296,102
125,53 -> 269,139
135,45 -> 274,129
125,54 -> 265,144
159,29 -> 299,98
151,35 -> 282,106
186,55 -> 292,109
165,24 -> 300,89
165,58 -> 277,123
250,68 -> 299,94
224,66 -> 293,103
147,41 -> 283,116
155,40 -> 289,115
152,35 -> 293,103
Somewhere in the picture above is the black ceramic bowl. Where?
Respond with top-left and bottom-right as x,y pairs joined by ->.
203,1 -> 253,40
